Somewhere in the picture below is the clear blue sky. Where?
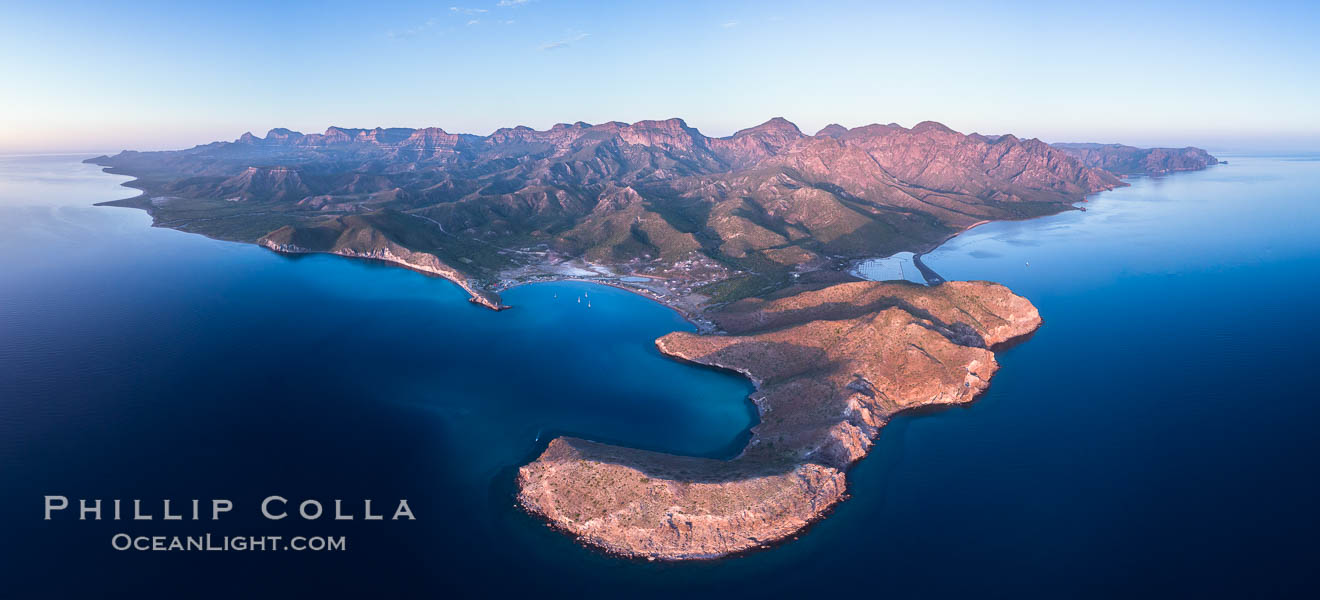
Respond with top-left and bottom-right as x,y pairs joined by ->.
2,0 -> 1317,153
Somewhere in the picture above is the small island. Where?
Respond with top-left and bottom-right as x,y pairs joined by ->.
86,118 -> 1217,559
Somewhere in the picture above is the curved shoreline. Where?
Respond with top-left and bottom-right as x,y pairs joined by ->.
86,166 -> 1056,563
86,160 -> 1089,336
516,280 -> 1043,560
500,276 -> 719,333
257,239 -> 506,310
85,158 -> 1213,561
94,162 -> 722,332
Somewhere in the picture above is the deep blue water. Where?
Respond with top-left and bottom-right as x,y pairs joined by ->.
1,154 -> 1318,597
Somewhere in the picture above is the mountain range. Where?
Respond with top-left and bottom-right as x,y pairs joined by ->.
89,118 -> 1218,307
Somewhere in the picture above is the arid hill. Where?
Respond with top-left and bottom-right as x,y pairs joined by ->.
89,118 -> 1215,307
517,280 -> 1041,559
86,119 -> 1219,559
1054,142 -> 1219,175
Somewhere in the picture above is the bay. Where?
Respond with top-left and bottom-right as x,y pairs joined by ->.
1,153 -> 1317,597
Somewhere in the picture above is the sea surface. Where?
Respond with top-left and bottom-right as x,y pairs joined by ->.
1,154 -> 1317,597
850,250 -> 925,284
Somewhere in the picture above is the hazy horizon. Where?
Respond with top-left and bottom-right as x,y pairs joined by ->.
3,119 -> 1316,157
3,0 -> 1317,154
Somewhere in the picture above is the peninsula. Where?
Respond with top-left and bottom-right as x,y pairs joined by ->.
87,118 -> 1214,316
87,118 -> 1218,559
519,279 -> 1041,558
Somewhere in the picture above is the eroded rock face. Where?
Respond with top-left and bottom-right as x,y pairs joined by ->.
517,280 -> 1041,560
517,439 -> 846,559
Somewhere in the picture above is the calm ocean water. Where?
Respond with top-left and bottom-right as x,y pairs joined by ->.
1,154 -> 1317,597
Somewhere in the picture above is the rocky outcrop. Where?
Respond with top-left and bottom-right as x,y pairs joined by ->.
517,280 -> 1041,560
814,123 -> 849,138
518,439 -> 846,559
709,117 -> 806,168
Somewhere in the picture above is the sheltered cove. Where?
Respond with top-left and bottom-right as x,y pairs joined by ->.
516,279 -> 1041,559
84,117 -> 1216,560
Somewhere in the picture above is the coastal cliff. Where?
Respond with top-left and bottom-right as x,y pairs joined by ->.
517,280 -> 1041,559
257,217 -> 504,309
258,238 -> 503,310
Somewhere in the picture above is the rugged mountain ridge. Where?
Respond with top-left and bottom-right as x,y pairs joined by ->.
88,118 -> 1216,308
84,119 -> 1216,560
1054,142 -> 1219,175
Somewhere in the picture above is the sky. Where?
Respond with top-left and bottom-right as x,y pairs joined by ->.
1,0 -> 1317,153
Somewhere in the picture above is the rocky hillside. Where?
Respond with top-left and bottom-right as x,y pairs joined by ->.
1053,142 -> 1219,175
517,280 -> 1042,559
89,118 -> 1214,306
83,121 -> 1216,559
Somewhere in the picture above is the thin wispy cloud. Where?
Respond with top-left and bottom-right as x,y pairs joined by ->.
722,21 -> 740,29
539,32 -> 589,51
386,17 -> 439,39
449,6 -> 487,15
466,19 -> 480,26
497,0 -> 531,6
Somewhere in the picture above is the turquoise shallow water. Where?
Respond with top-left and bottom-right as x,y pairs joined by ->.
2,154 -> 1319,597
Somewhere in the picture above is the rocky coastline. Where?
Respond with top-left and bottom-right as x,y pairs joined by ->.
516,280 -> 1041,560
82,117 -> 1220,560
257,237 -> 505,310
